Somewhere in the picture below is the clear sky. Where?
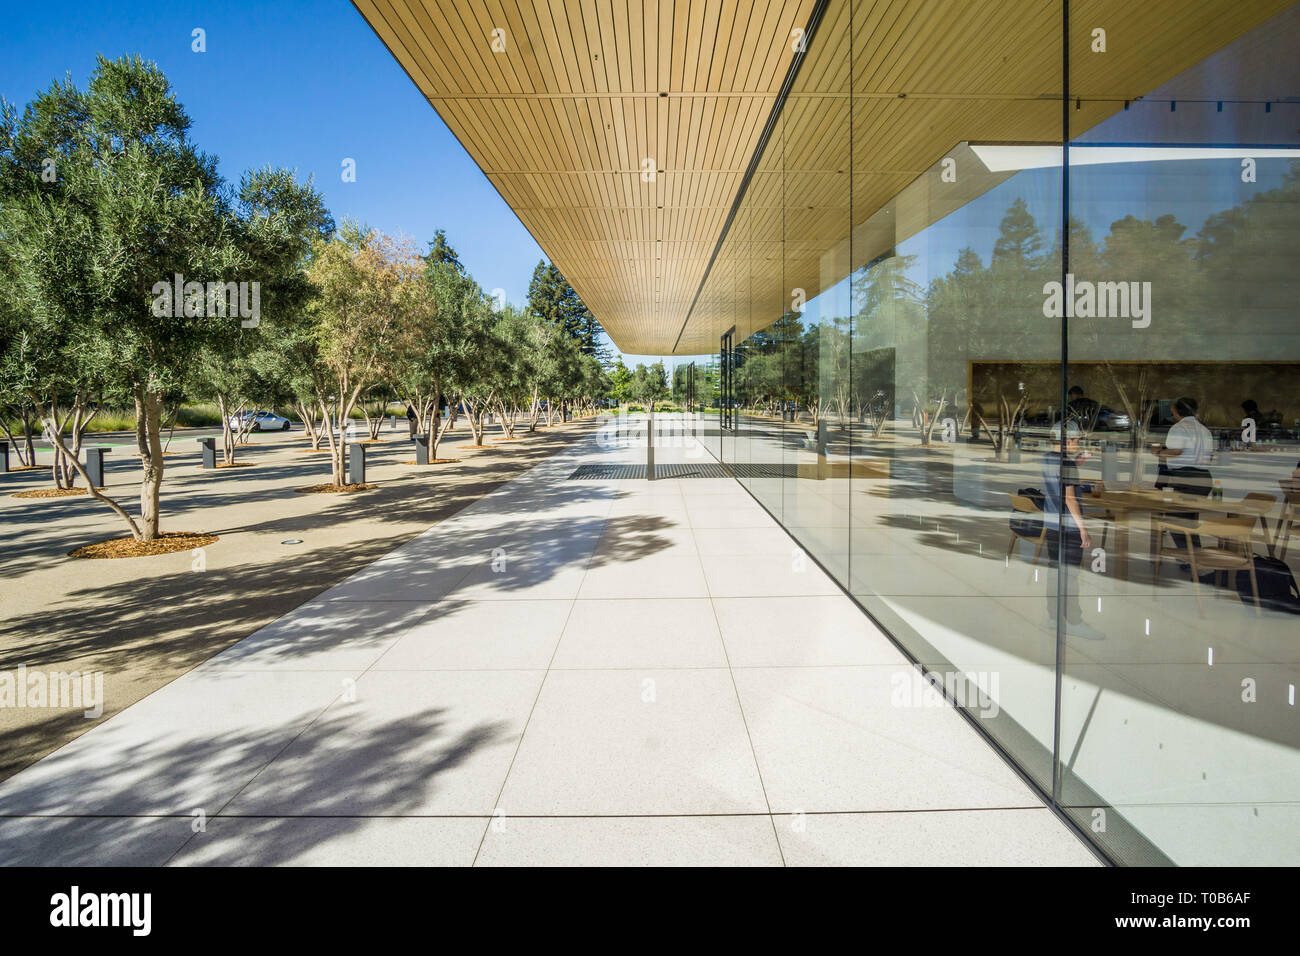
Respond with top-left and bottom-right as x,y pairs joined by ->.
0,0 -> 659,362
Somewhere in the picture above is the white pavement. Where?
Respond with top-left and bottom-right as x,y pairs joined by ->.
0,419 -> 1098,866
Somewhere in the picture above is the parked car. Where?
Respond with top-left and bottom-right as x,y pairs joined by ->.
229,410 -> 292,432
1091,406 -> 1131,431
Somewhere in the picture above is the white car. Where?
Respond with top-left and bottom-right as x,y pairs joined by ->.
229,410 -> 292,432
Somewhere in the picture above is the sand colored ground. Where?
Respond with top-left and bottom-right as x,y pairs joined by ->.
0,418 -> 599,782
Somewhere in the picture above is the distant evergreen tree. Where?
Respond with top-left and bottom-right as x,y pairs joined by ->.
426,229 -> 463,272
991,197 -> 1044,268
527,259 -> 607,359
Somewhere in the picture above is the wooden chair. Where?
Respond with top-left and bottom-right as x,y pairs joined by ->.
1274,481 -> 1299,560
1154,512 -> 1261,615
1008,493 -> 1047,565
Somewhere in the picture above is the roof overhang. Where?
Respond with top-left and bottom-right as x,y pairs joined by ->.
354,0 -> 1296,355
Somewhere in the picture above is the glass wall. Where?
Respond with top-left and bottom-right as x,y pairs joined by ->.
689,0 -> 1300,865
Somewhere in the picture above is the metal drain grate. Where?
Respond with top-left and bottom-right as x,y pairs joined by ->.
568,463 -> 733,480
568,462 -> 807,480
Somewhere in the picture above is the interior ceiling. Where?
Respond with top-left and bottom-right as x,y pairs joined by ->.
353,0 -> 1295,356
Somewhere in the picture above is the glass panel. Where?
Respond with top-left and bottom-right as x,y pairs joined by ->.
744,106 -> 787,518
779,0 -> 853,582
847,0 -> 1065,794
1061,0 -> 1300,865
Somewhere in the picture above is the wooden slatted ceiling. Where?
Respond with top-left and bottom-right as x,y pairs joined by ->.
352,0 -> 818,355
672,0 -> 1295,355
356,0 -> 1293,356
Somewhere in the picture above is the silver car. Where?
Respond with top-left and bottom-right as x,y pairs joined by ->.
229,410 -> 292,432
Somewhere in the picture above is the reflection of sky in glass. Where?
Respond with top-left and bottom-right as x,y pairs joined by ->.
795,154 -> 1294,328
889,158 -> 1294,291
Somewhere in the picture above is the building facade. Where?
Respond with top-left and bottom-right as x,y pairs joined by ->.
361,0 -> 1300,864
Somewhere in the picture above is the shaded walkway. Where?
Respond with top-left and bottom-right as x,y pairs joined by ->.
0,418 -> 1098,866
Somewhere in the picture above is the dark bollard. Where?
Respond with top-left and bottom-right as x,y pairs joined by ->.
414,433 -> 430,465
646,418 -> 656,481
348,443 -> 366,485
197,436 -> 217,469
0,439 -> 8,474
85,447 -> 109,488
816,419 -> 828,479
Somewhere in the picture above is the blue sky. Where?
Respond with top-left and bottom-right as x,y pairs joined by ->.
11,3 -> 1284,376
0,0 -> 650,363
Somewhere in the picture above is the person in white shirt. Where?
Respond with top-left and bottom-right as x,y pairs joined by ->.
1151,396 -> 1214,556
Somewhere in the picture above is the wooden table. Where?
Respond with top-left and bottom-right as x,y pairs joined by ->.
1085,487 -> 1278,579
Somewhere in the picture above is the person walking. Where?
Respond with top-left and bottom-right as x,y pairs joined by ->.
1042,421 -> 1105,640
406,404 -> 418,439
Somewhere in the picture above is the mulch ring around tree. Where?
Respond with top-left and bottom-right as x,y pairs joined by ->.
69,531 -> 219,559
295,482 -> 377,494
194,461 -> 257,469
399,458 -> 461,466
2,464 -> 44,472
12,487 -> 100,499
459,444 -> 494,450
293,447 -> 332,454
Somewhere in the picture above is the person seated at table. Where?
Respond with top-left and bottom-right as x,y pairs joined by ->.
1151,396 -> 1214,565
1043,421 -> 1105,640
1066,385 -> 1100,428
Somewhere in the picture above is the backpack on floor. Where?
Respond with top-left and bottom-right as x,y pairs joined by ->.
1237,555 -> 1300,614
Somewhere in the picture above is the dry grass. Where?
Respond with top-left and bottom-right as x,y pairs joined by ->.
399,458 -> 461,466
12,487 -> 94,499
294,482 -> 377,494
195,461 -> 257,469
69,531 -> 219,559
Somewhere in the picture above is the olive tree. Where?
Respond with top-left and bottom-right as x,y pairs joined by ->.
304,223 -> 414,485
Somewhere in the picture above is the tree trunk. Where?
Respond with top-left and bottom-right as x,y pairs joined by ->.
216,394 -> 239,465
429,387 -> 443,458
42,398 -> 69,488
0,404 -> 37,466
527,384 -> 541,432
297,402 -> 323,450
495,399 -> 511,439
325,385 -> 363,486
32,390 -> 142,539
468,407 -> 483,445
332,396 -> 348,486
66,395 -> 97,484
161,400 -> 180,453
361,398 -> 384,440
136,386 -> 165,541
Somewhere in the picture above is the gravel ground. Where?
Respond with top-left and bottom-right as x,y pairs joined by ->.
0,417 -> 600,782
